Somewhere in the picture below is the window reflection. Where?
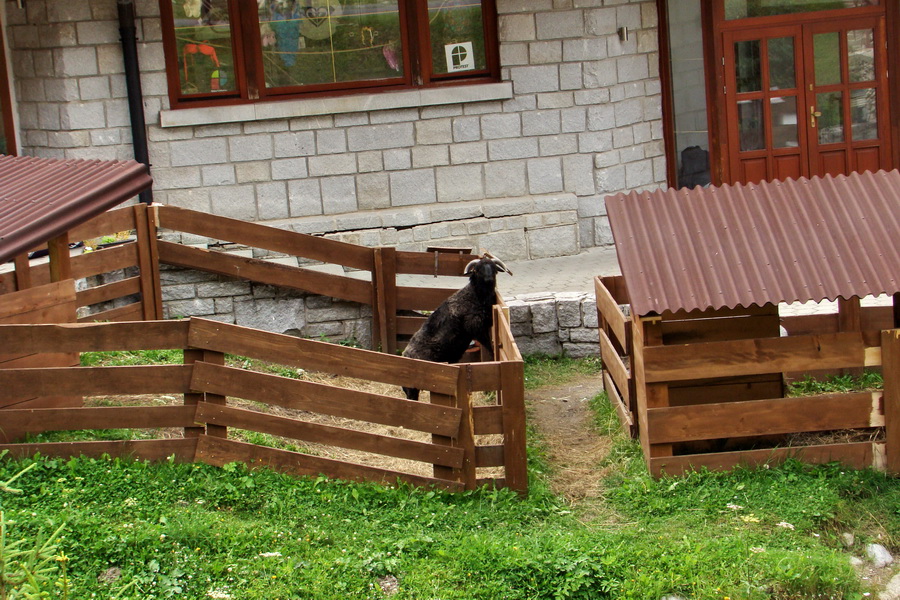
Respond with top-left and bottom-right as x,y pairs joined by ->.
770,96 -> 798,148
725,0 -> 878,20
848,29 -> 875,83
817,91 -> 844,144
738,99 -> 765,151
258,0 -> 404,89
172,0 -> 236,94
850,88 -> 877,140
735,40 -> 761,93
768,37 -> 795,90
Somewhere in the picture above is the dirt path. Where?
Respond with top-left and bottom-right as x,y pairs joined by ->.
525,372 -> 614,509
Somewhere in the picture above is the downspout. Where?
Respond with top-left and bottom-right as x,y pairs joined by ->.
118,0 -> 153,204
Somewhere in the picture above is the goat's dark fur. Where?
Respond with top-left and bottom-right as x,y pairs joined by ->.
402,254 -> 511,400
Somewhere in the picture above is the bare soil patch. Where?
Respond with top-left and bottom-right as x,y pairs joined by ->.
525,373 -> 613,506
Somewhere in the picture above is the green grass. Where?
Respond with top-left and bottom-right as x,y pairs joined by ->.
788,370 -> 884,396
522,354 -> 602,390
2,356 -> 896,599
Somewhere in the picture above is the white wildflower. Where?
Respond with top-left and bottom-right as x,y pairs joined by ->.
258,551 -> 282,558
776,521 -> 795,530
207,588 -> 232,599
726,503 -> 744,511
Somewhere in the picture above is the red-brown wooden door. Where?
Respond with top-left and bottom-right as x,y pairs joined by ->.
723,16 -> 890,184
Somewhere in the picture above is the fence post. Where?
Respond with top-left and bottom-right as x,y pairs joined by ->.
430,367 -> 476,489
882,329 -> 899,475
372,247 -> 397,354
499,360 -> 527,493
134,204 -> 164,320
184,347 -> 227,440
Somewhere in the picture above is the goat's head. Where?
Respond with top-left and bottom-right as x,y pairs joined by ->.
464,254 -> 513,287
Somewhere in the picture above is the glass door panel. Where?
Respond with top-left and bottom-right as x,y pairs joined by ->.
850,88 -> 878,140
768,37 -> 795,89
771,97 -> 798,148
813,32 -> 841,85
816,91 -> 844,144
848,28 -> 875,82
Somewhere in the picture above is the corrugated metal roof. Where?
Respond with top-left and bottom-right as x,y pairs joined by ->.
0,155 -> 152,263
606,169 -> 900,317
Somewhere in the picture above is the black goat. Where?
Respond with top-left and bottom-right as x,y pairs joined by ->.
401,254 -> 512,400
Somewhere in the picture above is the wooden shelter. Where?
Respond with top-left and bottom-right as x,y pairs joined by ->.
596,170 -> 900,477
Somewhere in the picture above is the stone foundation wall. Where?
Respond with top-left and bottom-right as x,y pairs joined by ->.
160,266 -> 599,357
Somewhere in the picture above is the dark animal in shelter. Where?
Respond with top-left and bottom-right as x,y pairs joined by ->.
401,254 -> 512,400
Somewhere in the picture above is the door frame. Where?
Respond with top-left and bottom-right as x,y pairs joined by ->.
658,0 -> 899,188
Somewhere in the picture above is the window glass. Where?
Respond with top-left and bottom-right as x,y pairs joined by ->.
171,0 -> 236,94
767,37 -> 795,90
817,91 -> 844,144
850,88 -> 877,140
814,32 -> 841,86
725,0 -> 878,20
848,28 -> 875,83
428,0 -> 487,76
770,96 -> 798,148
738,99 -> 765,151
259,0 -> 404,89
734,40 -> 761,93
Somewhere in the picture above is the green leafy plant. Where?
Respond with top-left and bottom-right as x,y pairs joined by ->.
0,459 -> 68,600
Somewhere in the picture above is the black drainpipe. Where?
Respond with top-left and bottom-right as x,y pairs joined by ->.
118,0 -> 153,204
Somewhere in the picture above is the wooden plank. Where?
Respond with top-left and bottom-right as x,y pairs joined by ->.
68,206 -> 137,242
394,250 -> 477,277
668,374 -> 784,407
883,329 -> 900,475
498,360 -> 527,493
456,367 -> 477,490
145,205 -> 164,320
396,315 -> 426,335
75,276 -> 142,308
475,444 -> 504,468
647,392 -> 883,444
650,442 -> 878,478
661,313 -> 780,345
599,329 -> 629,404
644,332 -> 875,383
595,276 -> 628,349
467,362 -> 503,392
373,247 -> 398,354
187,318 -> 460,395
157,241 -> 373,305
430,391 -> 460,485
133,203 -> 159,321
195,403 -> 464,468
0,406 -> 198,436
494,305 -> 522,362
190,361 -> 461,437
48,233 -> 72,283
156,205 -> 374,271
0,320 -> 190,353
396,286 -> 456,312
0,280 -> 76,320
185,348 -> 226,438
13,254 -> 31,290
473,405 -> 503,435
0,365 -> 192,404
0,438 -> 199,463
604,371 -> 635,436
0,352 -> 78,369
195,435 -> 463,491
77,302 -> 144,323
70,242 -> 139,280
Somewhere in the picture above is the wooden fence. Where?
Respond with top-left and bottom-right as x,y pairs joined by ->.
595,275 -> 899,478
0,317 -> 526,492
0,204 -> 483,353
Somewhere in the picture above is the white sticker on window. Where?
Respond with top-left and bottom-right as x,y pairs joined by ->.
445,42 -> 475,72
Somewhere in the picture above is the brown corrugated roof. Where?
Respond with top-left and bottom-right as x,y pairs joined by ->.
0,155 -> 152,263
606,169 -> 900,317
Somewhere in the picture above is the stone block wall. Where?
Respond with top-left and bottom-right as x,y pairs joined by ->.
158,266 -> 600,358
5,0 -> 666,261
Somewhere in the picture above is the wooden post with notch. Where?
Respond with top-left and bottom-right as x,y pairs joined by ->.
47,233 -> 72,283
184,347 -> 227,440
372,247 -> 397,354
